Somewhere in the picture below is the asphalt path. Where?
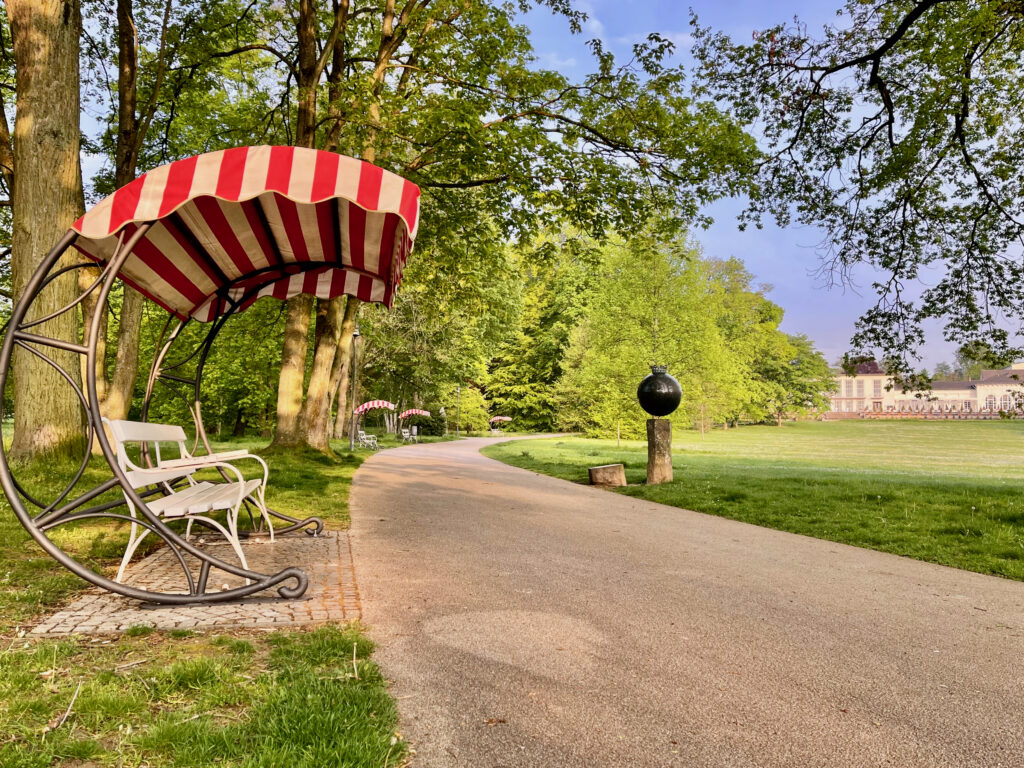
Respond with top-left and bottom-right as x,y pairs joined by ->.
349,436 -> 1024,767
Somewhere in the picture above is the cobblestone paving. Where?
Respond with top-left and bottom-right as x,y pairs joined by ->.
30,531 -> 360,636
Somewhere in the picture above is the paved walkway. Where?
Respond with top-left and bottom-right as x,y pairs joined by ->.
32,531 -> 360,636
351,437 -> 1024,768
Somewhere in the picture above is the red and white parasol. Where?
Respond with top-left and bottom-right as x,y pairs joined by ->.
489,416 -> 512,423
399,409 -> 430,419
353,400 -> 396,416
71,146 -> 420,322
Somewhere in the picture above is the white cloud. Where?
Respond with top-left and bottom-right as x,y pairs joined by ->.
538,52 -> 578,70
575,0 -> 605,36
612,30 -> 693,50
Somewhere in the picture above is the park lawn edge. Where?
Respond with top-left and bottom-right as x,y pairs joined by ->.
481,423 -> 1024,581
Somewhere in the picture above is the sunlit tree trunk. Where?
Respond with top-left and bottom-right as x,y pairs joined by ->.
7,0 -> 84,459
300,295 -> 345,451
272,294 -> 314,446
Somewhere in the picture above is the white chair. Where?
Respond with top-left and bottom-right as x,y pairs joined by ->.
104,419 -> 273,582
400,428 -> 414,443
357,430 -> 378,450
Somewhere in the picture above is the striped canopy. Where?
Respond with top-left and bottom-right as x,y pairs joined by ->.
489,416 -> 512,423
71,146 -> 420,322
353,400 -> 395,416
399,409 -> 430,419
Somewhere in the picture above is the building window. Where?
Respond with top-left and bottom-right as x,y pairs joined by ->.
858,400 -> 866,411
1002,394 -> 1014,411
844,400 -> 852,412
856,380 -> 864,397
985,395 -> 997,411
844,380 -> 853,397
873,380 -> 882,397
963,400 -> 972,412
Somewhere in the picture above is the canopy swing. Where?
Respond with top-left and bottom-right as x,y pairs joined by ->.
0,146 -> 420,605
398,409 -> 430,420
353,399 -> 396,416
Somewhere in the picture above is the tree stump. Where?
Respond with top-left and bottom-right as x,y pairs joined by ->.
588,464 -> 626,487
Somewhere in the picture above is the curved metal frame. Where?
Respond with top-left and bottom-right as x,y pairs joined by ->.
0,227 -> 328,604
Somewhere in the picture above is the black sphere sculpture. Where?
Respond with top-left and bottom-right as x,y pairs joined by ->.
637,365 -> 682,417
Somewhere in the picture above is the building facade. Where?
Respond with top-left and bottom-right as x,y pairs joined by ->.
827,362 -> 1024,418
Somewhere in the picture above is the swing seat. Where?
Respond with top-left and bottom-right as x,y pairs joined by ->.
105,419 -> 272,583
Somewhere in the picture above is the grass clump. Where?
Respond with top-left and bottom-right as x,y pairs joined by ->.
483,421 -> 1024,580
0,627 -> 404,767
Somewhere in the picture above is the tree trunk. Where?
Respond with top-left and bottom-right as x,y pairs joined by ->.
300,295 -> 345,451
8,0 -> 85,459
103,288 -> 144,420
272,294 -> 314,446
324,296 -> 359,440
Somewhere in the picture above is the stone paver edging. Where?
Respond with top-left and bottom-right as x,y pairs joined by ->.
30,531 -> 359,636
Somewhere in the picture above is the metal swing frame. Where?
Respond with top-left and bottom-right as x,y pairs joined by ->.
0,226 -> 329,605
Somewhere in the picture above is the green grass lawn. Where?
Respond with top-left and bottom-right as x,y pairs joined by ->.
0,438 -> 406,767
482,420 -> 1024,580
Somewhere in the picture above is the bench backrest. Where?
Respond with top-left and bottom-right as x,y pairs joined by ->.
104,419 -> 189,470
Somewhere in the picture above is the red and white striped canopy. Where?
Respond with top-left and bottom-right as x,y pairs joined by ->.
353,399 -> 395,416
399,409 -> 430,419
489,415 -> 512,423
71,146 -> 420,322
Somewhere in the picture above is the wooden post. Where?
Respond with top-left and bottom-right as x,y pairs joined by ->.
646,418 -> 672,484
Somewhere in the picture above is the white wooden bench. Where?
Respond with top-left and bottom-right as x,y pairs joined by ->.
105,419 -> 273,582
357,430 -> 378,450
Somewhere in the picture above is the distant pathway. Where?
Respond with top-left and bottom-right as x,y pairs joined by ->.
350,437 -> 1024,767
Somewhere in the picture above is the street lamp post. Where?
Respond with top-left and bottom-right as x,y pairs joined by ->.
348,327 -> 361,451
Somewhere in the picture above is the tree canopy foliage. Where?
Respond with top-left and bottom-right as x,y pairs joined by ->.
0,0 -> 838,454
693,0 -> 1024,385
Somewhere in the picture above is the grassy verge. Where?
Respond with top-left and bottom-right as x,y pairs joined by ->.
0,625 -> 404,767
0,441 -> 407,766
482,421 -> 1024,580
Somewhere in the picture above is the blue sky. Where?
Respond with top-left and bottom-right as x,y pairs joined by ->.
520,0 -> 958,370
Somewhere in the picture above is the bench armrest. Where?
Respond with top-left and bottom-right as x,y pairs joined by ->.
158,450 -> 251,469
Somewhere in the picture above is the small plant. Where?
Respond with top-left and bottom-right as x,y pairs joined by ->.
123,624 -> 155,637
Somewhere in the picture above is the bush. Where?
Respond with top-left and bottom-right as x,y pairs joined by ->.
413,413 -> 446,436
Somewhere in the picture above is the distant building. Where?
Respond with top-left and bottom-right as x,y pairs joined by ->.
827,362 -> 1024,418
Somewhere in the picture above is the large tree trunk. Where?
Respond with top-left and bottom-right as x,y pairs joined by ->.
271,294 -> 314,446
299,296 -> 344,451
7,0 -> 84,459
304,295 -> 360,449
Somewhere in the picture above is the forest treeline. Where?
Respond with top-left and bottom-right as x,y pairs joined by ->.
139,219 -> 835,439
